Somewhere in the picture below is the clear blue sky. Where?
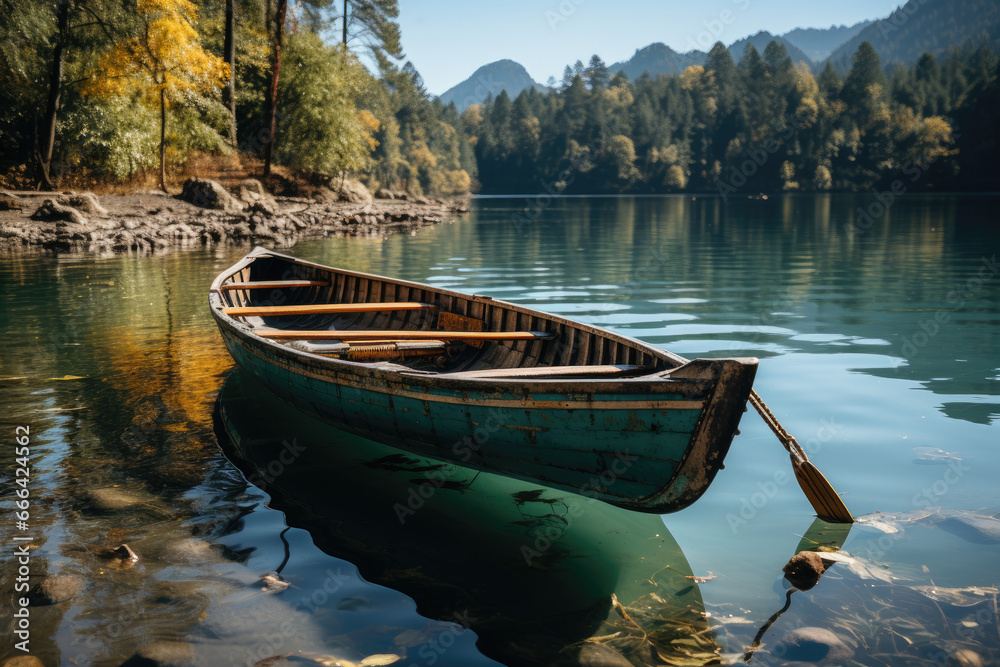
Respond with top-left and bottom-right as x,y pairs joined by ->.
397,0 -> 898,95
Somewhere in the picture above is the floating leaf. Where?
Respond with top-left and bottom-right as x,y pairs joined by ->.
911,585 -> 999,606
359,656 -> 402,667
913,446 -> 962,462
831,553 -> 900,582
715,615 -> 755,625
259,572 -> 291,594
856,515 -> 901,534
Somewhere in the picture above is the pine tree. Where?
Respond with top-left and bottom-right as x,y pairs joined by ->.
841,42 -> 887,109
817,61 -> 842,99
561,65 -> 574,90
586,54 -> 609,89
339,0 -> 403,61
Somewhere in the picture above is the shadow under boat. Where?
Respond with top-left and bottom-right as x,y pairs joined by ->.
213,370 -> 720,666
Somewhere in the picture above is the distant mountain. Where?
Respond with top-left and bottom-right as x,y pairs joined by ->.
452,0 -> 1000,97
782,20 -> 873,62
609,43 -> 707,80
438,60 -> 545,111
826,0 -> 1000,70
727,31 -> 813,66
609,34 -> 812,81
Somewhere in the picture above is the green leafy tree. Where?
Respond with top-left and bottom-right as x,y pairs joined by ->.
81,0 -> 229,191
0,0 -> 55,184
604,134 -> 639,190
276,35 -> 378,175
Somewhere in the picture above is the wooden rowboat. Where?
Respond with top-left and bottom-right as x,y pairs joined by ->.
209,247 -> 758,513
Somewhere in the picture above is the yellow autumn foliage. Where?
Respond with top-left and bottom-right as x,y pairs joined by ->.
358,110 -> 381,152
82,0 -> 228,106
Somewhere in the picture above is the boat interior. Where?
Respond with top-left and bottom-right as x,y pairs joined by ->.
214,253 -> 682,379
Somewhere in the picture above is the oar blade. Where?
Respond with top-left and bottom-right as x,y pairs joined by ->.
792,458 -> 854,523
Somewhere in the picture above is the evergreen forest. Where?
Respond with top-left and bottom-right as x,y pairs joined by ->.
2,0 -> 999,195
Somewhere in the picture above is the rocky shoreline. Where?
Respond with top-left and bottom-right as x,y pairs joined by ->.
0,177 -> 470,254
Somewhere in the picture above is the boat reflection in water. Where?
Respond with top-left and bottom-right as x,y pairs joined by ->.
214,370 -> 720,666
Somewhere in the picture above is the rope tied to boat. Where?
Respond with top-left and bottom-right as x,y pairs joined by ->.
343,343 -> 442,361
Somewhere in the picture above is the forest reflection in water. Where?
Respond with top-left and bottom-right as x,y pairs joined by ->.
0,194 -> 997,665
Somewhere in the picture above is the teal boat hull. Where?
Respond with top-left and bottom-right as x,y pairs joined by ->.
210,248 -> 758,513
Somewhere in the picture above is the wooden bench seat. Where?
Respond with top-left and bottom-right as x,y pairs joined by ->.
221,280 -> 328,290
224,302 -> 437,317
290,340 -> 446,354
433,364 -> 652,380
256,329 -> 555,342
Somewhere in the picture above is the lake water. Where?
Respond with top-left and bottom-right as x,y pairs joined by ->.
1,194 -> 998,666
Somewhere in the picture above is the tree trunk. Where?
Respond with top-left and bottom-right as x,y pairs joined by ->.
342,0 -> 347,46
159,84 -> 167,193
39,0 -> 72,190
223,0 -> 237,149
262,0 -> 287,179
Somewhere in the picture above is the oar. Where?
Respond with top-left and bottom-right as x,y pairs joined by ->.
749,390 -> 853,523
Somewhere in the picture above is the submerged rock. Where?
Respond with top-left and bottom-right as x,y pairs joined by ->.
163,538 -> 215,563
948,648 -> 985,666
779,626 -> 855,662
575,643 -> 634,666
120,640 -> 196,667
86,487 -> 149,512
28,573 -> 84,605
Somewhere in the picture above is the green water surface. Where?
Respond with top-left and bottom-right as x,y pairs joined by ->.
1,194 -> 998,666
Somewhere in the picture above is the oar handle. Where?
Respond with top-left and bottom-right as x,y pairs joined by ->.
749,390 -> 808,463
